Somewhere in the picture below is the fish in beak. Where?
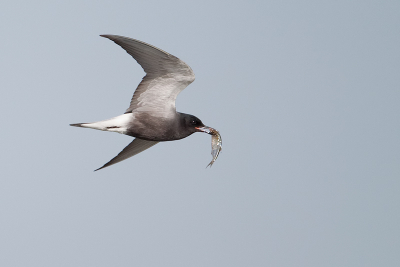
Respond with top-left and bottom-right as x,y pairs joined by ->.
195,126 -> 222,167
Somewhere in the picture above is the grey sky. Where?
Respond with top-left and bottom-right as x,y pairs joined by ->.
1,0 -> 399,266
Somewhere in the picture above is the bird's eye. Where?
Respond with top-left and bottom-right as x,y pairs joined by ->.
191,120 -> 197,125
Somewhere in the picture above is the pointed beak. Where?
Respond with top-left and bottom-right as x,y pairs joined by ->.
195,126 -> 213,134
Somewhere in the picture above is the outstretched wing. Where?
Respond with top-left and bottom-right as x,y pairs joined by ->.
94,138 -> 159,171
101,35 -> 195,118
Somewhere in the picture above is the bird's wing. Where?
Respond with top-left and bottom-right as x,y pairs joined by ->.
101,35 -> 195,118
94,138 -> 159,171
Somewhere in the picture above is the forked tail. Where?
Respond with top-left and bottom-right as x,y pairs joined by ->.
70,123 -> 85,127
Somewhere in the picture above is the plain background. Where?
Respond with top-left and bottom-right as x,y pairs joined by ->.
1,0 -> 399,266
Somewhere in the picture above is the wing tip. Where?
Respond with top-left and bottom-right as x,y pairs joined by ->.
94,163 -> 110,172
94,166 -> 104,172
100,34 -> 113,40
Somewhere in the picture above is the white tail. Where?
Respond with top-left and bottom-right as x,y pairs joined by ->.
70,113 -> 133,134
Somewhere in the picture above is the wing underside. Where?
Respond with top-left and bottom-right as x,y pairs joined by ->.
94,138 -> 159,171
100,35 -> 195,115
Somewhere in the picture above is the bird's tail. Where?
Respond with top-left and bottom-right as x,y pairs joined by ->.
70,123 -> 86,127
69,122 -> 105,130
69,114 -> 132,134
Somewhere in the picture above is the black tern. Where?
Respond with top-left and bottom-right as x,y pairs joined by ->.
70,35 -> 222,171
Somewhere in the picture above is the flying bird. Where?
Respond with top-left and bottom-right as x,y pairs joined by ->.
70,35 -> 222,171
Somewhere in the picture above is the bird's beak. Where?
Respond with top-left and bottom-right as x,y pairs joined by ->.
195,126 -> 213,134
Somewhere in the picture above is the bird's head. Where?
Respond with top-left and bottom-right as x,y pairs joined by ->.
180,114 -> 212,135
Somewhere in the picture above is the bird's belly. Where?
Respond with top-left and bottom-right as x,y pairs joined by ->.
126,127 -> 178,141
126,113 -> 179,141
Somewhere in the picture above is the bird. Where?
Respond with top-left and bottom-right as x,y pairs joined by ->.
70,35 -> 222,171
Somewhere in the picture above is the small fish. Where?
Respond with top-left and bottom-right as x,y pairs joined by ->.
206,128 -> 222,168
